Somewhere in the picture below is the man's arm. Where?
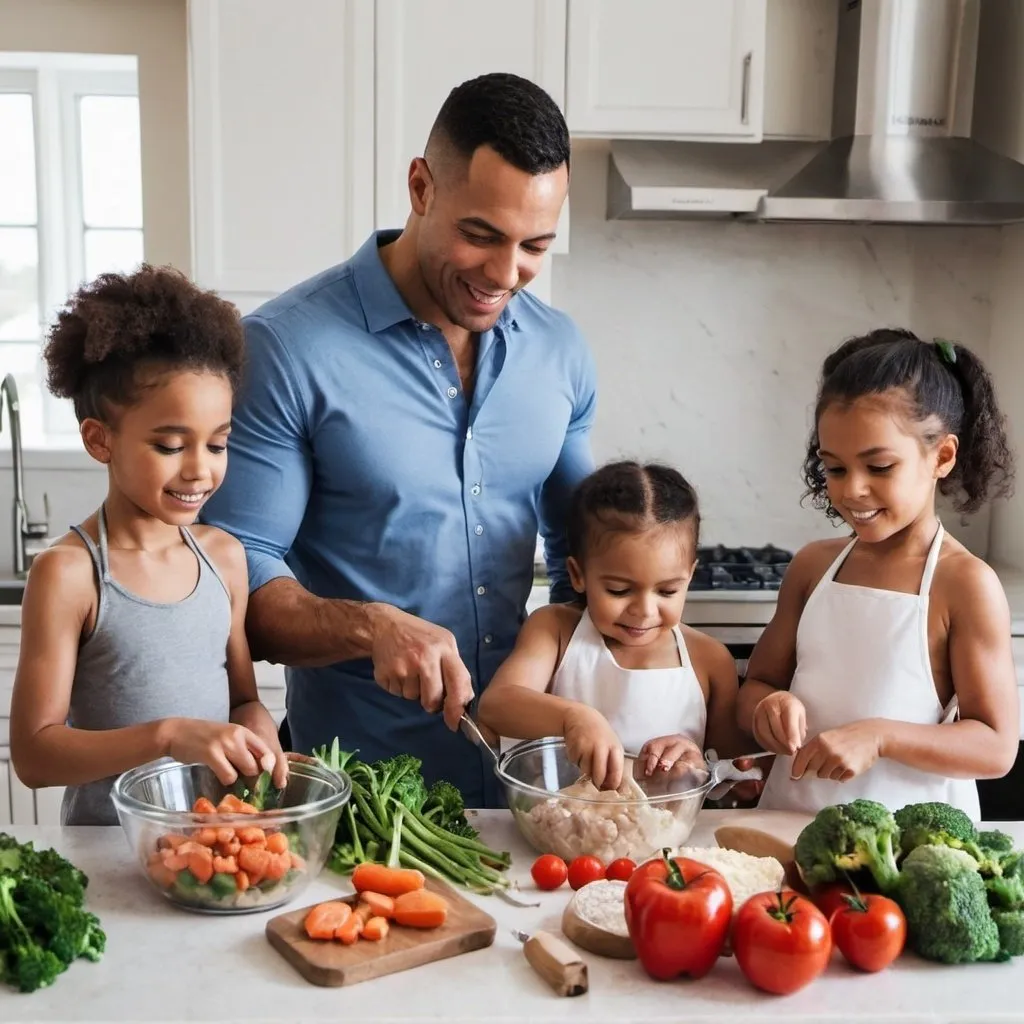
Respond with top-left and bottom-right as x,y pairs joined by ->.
203,316 -> 472,729
539,336 -> 597,603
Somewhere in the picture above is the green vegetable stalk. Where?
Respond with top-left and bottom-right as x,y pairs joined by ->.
314,738 -> 511,893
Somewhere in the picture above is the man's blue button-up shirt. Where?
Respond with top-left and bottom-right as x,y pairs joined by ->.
203,232 -> 597,806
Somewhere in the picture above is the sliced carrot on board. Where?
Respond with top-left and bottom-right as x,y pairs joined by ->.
335,912 -> 364,945
359,891 -> 395,920
192,797 -> 217,815
304,901 -> 352,941
354,901 -> 374,923
393,889 -> 448,929
362,916 -> 389,942
265,832 -> 289,855
352,862 -> 425,897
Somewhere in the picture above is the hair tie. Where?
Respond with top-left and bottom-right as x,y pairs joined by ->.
934,337 -> 958,365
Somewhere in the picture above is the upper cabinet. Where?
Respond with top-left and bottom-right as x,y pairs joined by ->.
374,0 -> 567,232
188,0 -> 375,310
566,0 -> 767,141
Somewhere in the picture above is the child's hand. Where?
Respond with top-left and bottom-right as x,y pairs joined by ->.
638,735 -> 705,778
162,718 -> 280,787
230,702 -> 290,789
563,705 -> 624,791
790,720 -> 884,782
752,691 -> 807,755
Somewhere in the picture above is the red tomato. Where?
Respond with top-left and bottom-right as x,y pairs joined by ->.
624,854 -> 732,980
830,894 -> 906,972
530,854 -> 568,891
810,881 -> 857,921
567,855 -> 605,891
732,890 -> 832,995
605,858 -> 637,882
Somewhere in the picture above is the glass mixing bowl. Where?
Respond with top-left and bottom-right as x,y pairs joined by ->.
496,737 -> 761,864
111,754 -> 349,914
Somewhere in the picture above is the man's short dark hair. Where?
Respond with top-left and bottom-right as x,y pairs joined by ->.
427,72 -> 570,175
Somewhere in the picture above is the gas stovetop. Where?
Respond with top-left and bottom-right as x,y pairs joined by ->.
691,544 -> 794,591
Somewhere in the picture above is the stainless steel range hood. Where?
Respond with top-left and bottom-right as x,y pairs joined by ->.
607,0 -> 1024,225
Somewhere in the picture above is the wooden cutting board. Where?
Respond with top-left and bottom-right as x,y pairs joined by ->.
266,878 -> 496,987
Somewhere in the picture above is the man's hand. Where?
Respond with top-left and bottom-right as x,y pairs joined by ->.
752,691 -> 807,755
790,719 -> 885,782
367,604 -> 474,730
563,704 -> 624,791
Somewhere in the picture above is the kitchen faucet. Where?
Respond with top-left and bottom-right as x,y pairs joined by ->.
0,374 -> 50,577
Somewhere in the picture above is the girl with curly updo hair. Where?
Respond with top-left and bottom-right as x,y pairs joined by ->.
10,265 -> 286,825
739,328 -> 1018,819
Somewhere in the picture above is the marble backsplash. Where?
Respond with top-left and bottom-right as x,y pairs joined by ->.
553,139 -> 1001,555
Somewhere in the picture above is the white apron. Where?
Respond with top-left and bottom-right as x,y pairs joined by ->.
550,609 -> 707,755
758,524 -> 980,818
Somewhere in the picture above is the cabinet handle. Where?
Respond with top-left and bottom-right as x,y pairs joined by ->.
740,51 -> 752,125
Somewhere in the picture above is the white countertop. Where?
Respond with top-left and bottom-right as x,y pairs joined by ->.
5,809 -> 1024,1023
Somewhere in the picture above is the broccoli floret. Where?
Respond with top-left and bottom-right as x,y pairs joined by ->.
421,779 -> 478,837
373,754 -> 428,812
897,845 -> 1001,964
894,802 -> 978,859
27,848 -> 88,906
795,799 -> 901,893
979,830 -> 1016,855
13,877 -> 105,965
992,909 -> 1024,957
0,877 -> 66,992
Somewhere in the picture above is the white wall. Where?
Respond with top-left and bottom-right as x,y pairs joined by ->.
554,139 -> 999,554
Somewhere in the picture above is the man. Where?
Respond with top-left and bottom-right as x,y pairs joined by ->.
202,73 -> 596,807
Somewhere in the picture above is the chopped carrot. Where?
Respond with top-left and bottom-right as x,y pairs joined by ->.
304,901 -> 352,941
215,827 -> 236,845
212,855 -> 238,874
157,833 -> 189,850
237,826 -> 266,846
176,841 -> 212,859
216,794 -> 244,813
263,851 -> 290,882
265,832 -> 289,855
147,859 -> 178,889
359,891 -> 395,920
235,870 -> 250,892
354,901 -> 374,923
162,849 -> 190,872
393,889 -> 448,929
195,828 -> 219,847
188,849 -> 214,884
238,845 -> 271,885
290,852 -> 306,871
192,797 -> 217,815
218,837 -> 241,858
362,916 -> 389,942
237,800 -> 259,815
335,912 -> 364,945
352,862 -> 425,898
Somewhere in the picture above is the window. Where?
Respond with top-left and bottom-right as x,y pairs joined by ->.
0,53 -> 143,448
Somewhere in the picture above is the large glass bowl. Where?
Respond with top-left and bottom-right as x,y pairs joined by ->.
111,754 -> 349,914
496,737 -> 757,864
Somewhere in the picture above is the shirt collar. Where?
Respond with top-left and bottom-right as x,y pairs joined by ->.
352,230 -> 520,335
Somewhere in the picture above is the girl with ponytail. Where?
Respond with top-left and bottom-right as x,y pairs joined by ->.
738,328 -> 1018,816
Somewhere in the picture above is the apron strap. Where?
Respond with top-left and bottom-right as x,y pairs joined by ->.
918,523 -> 945,596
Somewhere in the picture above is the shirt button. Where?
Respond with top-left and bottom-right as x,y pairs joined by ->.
433,359 -> 442,368
466,426 -> 473,440
446,386 -> 458,398
471,484 -> 481,496
476,585 -> 487,596
483,634 -> 493,645
419,322 -> 430,332
475,524 -> 484,536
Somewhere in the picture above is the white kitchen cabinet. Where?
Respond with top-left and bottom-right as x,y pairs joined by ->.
0,757 -> 11,827
188,0 -> 375,311
566,0 -> 767,140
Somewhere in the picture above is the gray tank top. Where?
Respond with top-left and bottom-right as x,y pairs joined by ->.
62,506 -> 233,825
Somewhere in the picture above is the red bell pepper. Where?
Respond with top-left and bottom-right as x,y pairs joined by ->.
624,849 -> 733,981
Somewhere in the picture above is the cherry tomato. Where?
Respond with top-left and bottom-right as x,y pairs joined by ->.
830,893 -> 906,972
567,855 -> 605,891
530,854 -> 568,891
732,890 -> 832,995
605,858 -> 637,882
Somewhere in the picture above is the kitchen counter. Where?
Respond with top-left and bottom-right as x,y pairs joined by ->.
5,810 -> 1024,1024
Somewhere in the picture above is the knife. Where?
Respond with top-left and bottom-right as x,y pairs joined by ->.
511,928 -> 588,997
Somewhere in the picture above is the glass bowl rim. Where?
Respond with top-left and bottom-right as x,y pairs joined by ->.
110,752 -> 351,827
495,736 -> 713,807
